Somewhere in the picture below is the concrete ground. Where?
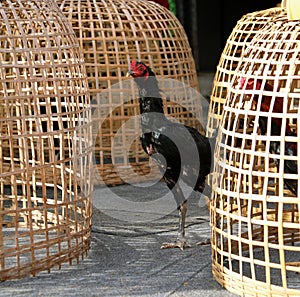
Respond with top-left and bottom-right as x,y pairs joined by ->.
0,73 -> 238,296
1,182 -> 236,297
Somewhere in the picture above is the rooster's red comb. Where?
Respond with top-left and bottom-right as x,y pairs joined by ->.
239,77 -> 258,90
130,59 -> 138,69
239,77 -> 247,89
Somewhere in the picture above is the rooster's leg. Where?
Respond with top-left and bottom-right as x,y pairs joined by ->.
161,200 -> 191,251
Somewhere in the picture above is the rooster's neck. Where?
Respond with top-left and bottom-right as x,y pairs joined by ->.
135,75 -> 166,132
139,94 -> 164,114
135,75 -> 164,115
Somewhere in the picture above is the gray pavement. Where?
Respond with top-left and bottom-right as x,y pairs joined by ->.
0,72 -> 238,296
1,181 -> 237,297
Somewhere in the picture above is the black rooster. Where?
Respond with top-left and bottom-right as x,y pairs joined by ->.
240,78 -> 297,195
127,60 -> 215,250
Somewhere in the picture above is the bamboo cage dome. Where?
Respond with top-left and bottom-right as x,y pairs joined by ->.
211,15 -> 300,296
0,0 -> 93,280
206,6 -> 286,138
57,0 -> 201,186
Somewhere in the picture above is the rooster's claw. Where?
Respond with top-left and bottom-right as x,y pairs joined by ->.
161,239 -> 191,251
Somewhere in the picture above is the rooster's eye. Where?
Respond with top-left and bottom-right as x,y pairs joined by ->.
138,66 -> 144,71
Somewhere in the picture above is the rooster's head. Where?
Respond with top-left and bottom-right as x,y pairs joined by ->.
127,60 -> 151,80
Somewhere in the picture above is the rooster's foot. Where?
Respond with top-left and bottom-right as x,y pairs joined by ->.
161,238 -> 191,251
196,239 -> 210,246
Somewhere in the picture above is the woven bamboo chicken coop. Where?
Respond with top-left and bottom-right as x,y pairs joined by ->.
58,0 -> 201,186
206,6 -> 286,138
211,13 -> 300,296
0,0 -> 93,280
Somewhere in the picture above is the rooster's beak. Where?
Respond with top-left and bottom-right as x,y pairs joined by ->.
126,71 -> 133,78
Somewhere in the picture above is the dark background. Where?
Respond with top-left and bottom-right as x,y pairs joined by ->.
175,0 -> 280,71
